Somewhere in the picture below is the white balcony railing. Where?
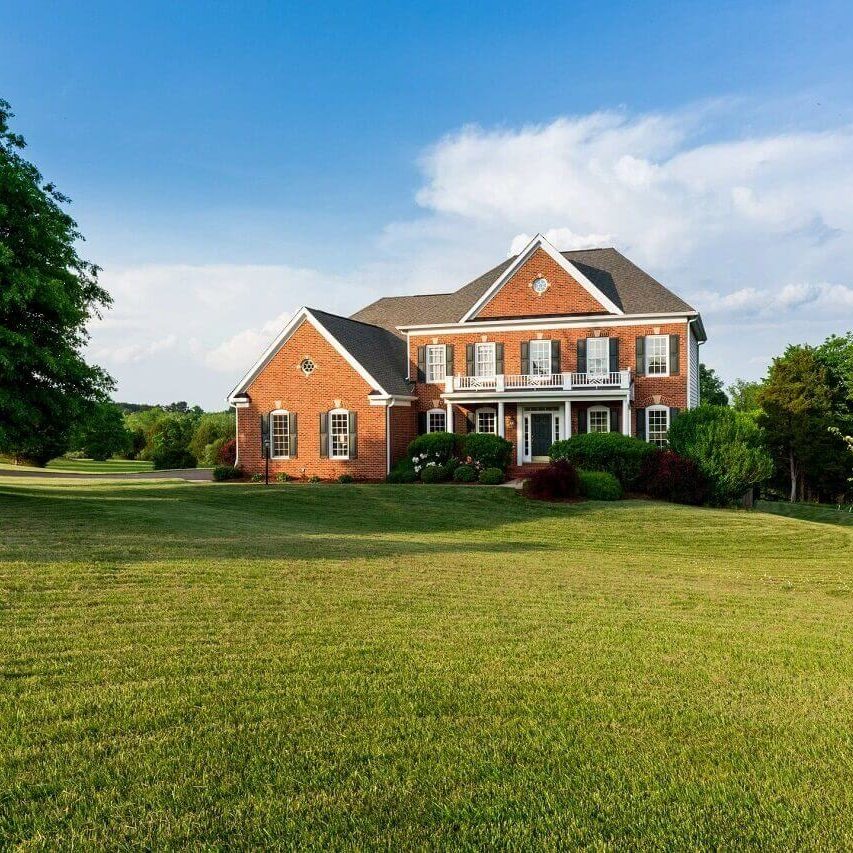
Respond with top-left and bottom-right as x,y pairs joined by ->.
444,370 -> 631,393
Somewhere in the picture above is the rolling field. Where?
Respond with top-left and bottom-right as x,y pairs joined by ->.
1,481 -> 851,848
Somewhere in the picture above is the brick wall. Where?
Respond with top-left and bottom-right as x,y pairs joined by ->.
476,247 -> 608,319
389,404 -> 417,467
237,320 -> 388,480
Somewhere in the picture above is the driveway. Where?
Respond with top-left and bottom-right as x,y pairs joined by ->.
0,467 -> 212,481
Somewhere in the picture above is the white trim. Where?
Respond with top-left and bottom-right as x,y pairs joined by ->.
329,407 -> 350,460
475,406 -> 497,434
426,408 -> 447,433
497,401 -> 505,438
443,390 -> 630,403
233,406 -> 240,466
646,405 -> 671,447
645,334 -> 670,377
269,409 -> 292,459
369,395 -> 415,406
405,315 -> 694,336
521,408 -> 559,462
425,343 -> 447,383
586,404 -> 610,434
460,234 -> 623,321
227,307 -> 390,403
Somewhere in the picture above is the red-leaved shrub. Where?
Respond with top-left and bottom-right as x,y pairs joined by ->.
217,437 -> 237,467
523,460 -> 580,501
639,450 -> 709,505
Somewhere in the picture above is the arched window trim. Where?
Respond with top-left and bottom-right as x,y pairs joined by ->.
426,408 -> 446,433
269,409 -> 291,459
587,404 -> 610,434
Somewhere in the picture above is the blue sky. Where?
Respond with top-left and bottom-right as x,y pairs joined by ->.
3,1 -> 853,407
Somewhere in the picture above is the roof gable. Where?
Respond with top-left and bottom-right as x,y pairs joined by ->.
462,235 -> 623,321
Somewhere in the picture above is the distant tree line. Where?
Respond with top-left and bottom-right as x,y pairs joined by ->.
699,331 -> 853,504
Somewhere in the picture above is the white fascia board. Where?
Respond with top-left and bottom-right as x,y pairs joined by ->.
369,395 -> 416,406
227,306 -> 391,401
404,314 -> 695,336
460,233 -> 623,322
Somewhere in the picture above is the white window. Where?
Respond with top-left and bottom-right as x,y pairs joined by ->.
270,411 -> 290,458
646,335 -> 669,376
647,406 -> 670,447
426,345 -> 446,383
330,410 -> 349,459
427,409 -> 446,433
530,340 -> 552,376
475,343 -> 496,377
587,406 -> 610,434
477,408 -> 497,434
587,337 -> 609,375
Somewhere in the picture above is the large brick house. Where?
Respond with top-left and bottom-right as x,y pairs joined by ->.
227,234 -> 706,479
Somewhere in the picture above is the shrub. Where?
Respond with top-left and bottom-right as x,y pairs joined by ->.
275,471 -> 291,483
200,436 -> 227,468
667,405 -> 773,505
188,411 -> 234,462
453,464 -> 478,483
213,464 -> 242,482
250,472 -> 263,483
150,414 -> 198,470
338,474 -> 354,484
522,460 -> 580,501
462,433 -> 513,471
578,470 -> 623,501
387,459 -> 417,484
421,464 -> 449,484
152,447 -> 197,470
639,450 -> 709,505
217,438 -> 237,466
408,431 -> 463,474
309,475 -> 321,483
550,433 -> 656,488
478,467 -> 504,485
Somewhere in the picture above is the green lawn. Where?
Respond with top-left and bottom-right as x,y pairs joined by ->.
0,457 -> 154,474
1,482 -> 851,848
758,498 -> 853,527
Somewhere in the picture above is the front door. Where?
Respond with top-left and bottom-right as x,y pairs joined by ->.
530,413 -> 553,460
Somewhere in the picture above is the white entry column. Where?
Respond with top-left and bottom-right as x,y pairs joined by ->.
622,398 -> 630,435
564,400 -> 572,439
497,401 -> 505,438
446,402 -> 454,433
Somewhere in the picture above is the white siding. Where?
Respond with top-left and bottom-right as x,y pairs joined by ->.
687,325 -> 700,408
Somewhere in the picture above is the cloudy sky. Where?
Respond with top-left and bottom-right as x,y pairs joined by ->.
3,1 -> 852,408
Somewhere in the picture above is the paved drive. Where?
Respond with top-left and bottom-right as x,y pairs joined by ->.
0,468 -> 212,481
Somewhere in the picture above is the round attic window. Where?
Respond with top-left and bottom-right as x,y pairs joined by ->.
300,357 -> 315,376
531,276 -> 549,294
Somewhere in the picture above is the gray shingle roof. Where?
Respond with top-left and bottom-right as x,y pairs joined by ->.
309,308 -> 413,398
351,248 -> 696,332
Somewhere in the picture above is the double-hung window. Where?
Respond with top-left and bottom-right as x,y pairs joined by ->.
646,335 -> 669,376
270,411 -> 290,458
477,409 -> 497,434
647,407 -> 670,447
587,406 -> 610,433
587,337 -> 609,376
475,343 -> 496,377
529,340 -> 552,376
426,345 -> 446,383
330,410 -> 349,459
427,409 -> 446,433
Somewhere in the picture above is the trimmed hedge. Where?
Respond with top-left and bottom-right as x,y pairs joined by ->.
639,450 -> 709,505
386,459 -> 417,484
578,470 -> 623,501
478,467 -> 504,485
522,460 -> 580,501
338,474 -> 354,484
408,431 -> 463,465
462,433 -> 513,471
420,464 -> 449,483
453,464 -> 478,483
213,465 -> 242,482
550,433 -> 656,488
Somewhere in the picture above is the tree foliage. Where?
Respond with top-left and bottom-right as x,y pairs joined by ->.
728,379 -> 764,413
0,99 -> 113,464
699,363 -> 729,406
71,401 -> 133,461
667,405 -> 773,504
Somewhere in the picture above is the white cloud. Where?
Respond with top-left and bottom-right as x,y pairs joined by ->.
201,311 -> 292,374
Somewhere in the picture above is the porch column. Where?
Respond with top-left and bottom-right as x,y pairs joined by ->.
622,398 -> 630,435
564,400 -> 572,439
516,407 -> 524,466
446,401 -> 454,433
497,401 -> 505,438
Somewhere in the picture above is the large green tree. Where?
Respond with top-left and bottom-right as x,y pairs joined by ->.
728,379 -> 764,413
0,99 -> 113,464
71,401 -> 133,461
698,363 -> 729,406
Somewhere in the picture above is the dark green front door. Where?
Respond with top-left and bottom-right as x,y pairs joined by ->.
530,413 -> 552,458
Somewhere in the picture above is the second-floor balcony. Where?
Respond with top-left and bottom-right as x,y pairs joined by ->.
443,369 -> 632,394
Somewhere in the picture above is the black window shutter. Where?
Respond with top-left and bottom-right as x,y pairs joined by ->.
319,412 -> 329,458
261,413 -> 270,456
669,407 -> 680,426
669,335 -> 680,375
465,411 -> 475,433
609,338 -> 619,373
636,407 -> 646,441
417,412 -> 426,434
290,412 -> 298,457
465,343 -> 475,376
520,341 -> 530,374
417,346 -> 426,382
445,345 -> 454,376
577,339 -> 587,373
551,339 -> 561,373
348,411 -> 357,459
576,408 -> 587,434
610,408 -> 620,434
495,343 -> 504,374
636,337 -> 646,376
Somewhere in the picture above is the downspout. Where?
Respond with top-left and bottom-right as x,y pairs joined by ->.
231,404 -> 240,467
386,399 -> 396,476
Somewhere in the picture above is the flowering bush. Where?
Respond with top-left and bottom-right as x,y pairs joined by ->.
217,438 -> 237,466
421,463 -> 449,483
407,432 -> 463,467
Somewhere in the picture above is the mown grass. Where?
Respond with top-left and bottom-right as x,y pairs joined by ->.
758,498 -> 853,527
1,481 -> 851,849
0,457 -> 155,474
